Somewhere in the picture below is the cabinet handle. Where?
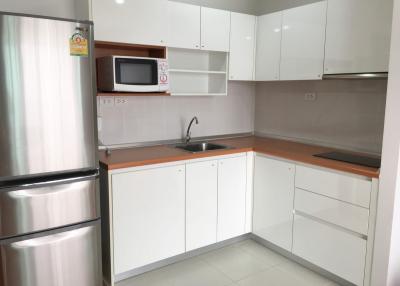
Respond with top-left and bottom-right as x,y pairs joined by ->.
195,45 -> 199,48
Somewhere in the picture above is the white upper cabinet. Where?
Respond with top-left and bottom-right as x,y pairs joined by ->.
201,7 -> 231,52
324,0 -> 393,74
280,1 -> 327,80
167,1 -> 201,49
92,0 -> 168,46
229,12 -> 257,81
253,155 -> 295,251
255,12 -> 283,81
186,160 -> 218,251
167,2 -> 230,52
217,156 -> 247,241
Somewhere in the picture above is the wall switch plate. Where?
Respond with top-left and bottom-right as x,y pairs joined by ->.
115,97 -> 128,105
304,93 -> 317,101
99,96 -> 115,106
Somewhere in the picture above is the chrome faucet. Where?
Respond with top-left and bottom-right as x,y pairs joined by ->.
185,116 -> 199,144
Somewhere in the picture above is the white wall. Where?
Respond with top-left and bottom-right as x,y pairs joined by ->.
371,0 -> 400,284
0,0 -> 90,20
172,0 -> 258,14
98,82 -> 256,145
254,80 -> 387,154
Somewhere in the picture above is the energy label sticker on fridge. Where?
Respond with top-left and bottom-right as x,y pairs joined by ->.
69,30 -> 88,57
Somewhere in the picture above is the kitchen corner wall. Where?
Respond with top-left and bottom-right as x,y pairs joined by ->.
98,82 -> 256,145
255,80 -> 388,154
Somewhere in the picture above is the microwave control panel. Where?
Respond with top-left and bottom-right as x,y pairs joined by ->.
158,60 -> 169,90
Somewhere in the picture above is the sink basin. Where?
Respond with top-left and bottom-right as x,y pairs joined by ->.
175,142 -> 229,153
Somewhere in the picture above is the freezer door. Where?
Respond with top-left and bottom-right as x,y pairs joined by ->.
0,175 -> 100,239
0,13 -> 97,181
0,223 -> 102,286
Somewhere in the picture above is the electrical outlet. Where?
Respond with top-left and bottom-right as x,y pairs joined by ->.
115,97 -> 128,105
304,93 -> 317,101
99,96 -> 115,106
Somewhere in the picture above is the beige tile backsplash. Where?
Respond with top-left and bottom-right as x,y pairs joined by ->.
255,80 -> 387,154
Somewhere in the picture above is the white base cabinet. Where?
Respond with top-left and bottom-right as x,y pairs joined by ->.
253,155 -> 295,251
105,153 -> 249,283
217,156 -> 248,241
186,160 -> 218,251
111,165 -> 185,275
293,214 -> 367,286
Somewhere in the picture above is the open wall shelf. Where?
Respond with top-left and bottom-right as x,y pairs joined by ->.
168,48 -> 228,96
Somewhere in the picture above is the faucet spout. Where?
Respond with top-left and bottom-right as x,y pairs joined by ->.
185,116 -> 199,144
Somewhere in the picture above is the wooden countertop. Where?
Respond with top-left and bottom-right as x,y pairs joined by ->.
99,136 -> 380,178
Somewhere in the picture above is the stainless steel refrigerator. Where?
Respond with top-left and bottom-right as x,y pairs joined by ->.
0,12 -> 101,286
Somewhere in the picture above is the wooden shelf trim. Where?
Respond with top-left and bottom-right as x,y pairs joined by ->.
97,92 -> 171,97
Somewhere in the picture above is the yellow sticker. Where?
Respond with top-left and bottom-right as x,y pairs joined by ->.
70,32 -> 88,57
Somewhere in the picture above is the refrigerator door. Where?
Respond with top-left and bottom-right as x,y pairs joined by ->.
0,13 -> 97,181
0,223 -> 102,286
0,174 -> 100,239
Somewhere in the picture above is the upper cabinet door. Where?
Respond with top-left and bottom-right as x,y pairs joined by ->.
168,1 -> 201,49
324,0 -> 393,74
201,7 -> 231,52
255,12 -> 283,81
92,0 -> 167,46
229,13 -> 257,81
280,1 -> 327,80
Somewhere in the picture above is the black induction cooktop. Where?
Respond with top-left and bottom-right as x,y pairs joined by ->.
314,151 -> 381,169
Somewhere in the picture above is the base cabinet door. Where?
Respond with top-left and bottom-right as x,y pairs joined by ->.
111,165 -> 185,275
217,156 -> 247,241
253,156 -> 295,251
186,160 -> 218,251
293,215 -> 367,286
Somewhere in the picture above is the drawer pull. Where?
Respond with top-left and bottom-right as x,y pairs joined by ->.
294,210 -> 367,240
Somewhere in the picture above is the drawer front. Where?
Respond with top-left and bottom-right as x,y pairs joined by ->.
293,215 -> 366,286
295,188 -> 369,235
0,223 -> 102,286
295,165 -> 372,208
0,176 -> 99,238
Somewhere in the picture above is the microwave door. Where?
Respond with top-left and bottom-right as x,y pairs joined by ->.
114,58 -> 160,92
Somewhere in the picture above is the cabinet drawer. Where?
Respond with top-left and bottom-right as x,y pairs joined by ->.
295,165 -> 372,208
293,215 -> 366,286
295,188 -> 369,235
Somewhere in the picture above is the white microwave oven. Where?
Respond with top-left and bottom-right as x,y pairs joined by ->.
96,56 -> 169,93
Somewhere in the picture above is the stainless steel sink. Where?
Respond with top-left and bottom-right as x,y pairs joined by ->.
175,142 -> 229,153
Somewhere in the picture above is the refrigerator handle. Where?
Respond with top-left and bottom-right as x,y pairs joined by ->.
3,172 -> 99,190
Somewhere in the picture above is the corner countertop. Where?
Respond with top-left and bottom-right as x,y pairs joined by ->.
99,136 -> 380,178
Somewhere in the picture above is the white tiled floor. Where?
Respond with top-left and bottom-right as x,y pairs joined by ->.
116,239 -> 340,286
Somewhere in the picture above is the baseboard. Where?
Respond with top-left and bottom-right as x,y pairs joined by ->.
115,233 -> 251,283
